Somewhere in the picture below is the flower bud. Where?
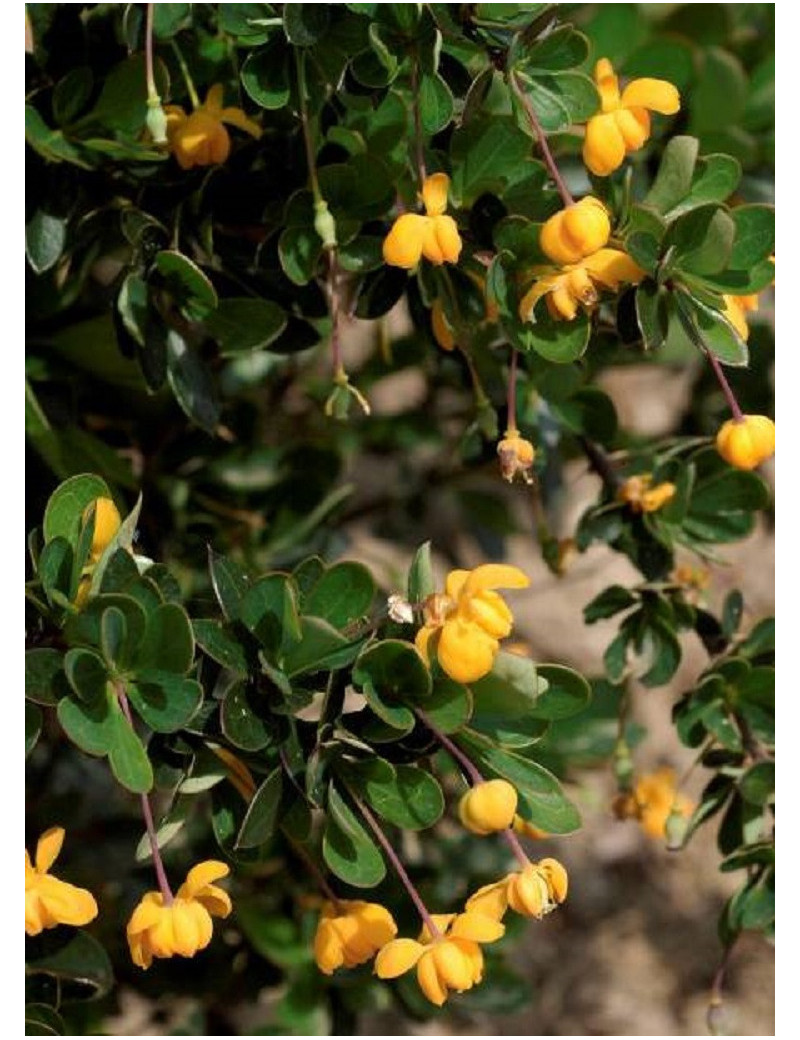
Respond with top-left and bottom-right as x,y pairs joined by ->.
82,497 -> 122,561
146,97 -> 169,145
314,199 -> 338,249
664,806 -> 690,850
540,197 -> 611,266
715,415 -> 775,471
459,779 -> 518,835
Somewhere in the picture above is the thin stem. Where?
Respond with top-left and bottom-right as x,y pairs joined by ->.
350,791 -> 441,938
170,39 -> 200,109
327,252 -> 343,375
501,825 -> 532,869
511,73 -> 573,207
506,348 -> 519,433
708,941 -> 736,1021
282,828 -> 342,910
410,57 -> 427,186
144,3 -> 158,100
706,349 -> 744,422
117,686 -> 174,903
296,50 -> 322,202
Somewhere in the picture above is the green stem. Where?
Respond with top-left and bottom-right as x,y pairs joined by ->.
170,38 -> 200,109
144,3 -> 158,101
296,50 -> 322,202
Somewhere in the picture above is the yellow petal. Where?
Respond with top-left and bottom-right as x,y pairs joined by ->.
539,858 -> 569,903
449,911 -> 505,943
445,569 -> 470,599
415,623 -> 436,666
463,564 -> 529,596
383,213 -> 429,269
25,891 -> 44,936
421,172 -> 451,217
583,112 -> 626,177
594,58 -> 621,112
416,949 -> 449,1005
127,892 -> 166,936
375,938 -> 425,978
459,779 -> 518,834
203,83 -> 225,114
621,77 -> 680,115
354,903 -> 398,947
35,828 -> 65,873
419,913 -> 456,943
465,879 -> 510,921
194,884 -> 232,919
219,106 -> 263,139
583,248 -> 644,290
432,940 -> 474,991
422,215 -> 462,265
180,860 -> 230,898
314,919 -> 344,974
36,875 -> 98,927
437,617 -> 498,684
518,273 -> 559,322
613,107 -> 649,151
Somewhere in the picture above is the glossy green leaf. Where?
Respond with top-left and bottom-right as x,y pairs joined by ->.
209,550 -> 251,621
153,251 -> 218,322
303,561 -> 375,630
43,474 -> 111,547
424,679 -> 473,733
236,767 -> 284,848
107,707 -> 153,793
25,702 -> 42,757
241,38 -> 292,108
26,211 -> 67,274
221,679 -> 278,751
532,664 -> 591,720
353,761 -> 444,829
26,650 -> 68,706
193,620 -> 249,673
127,672 -> 203,732
323,783 -> 385,887
25,930 -> 114,1001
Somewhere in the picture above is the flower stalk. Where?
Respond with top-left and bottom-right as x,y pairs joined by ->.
510,72 -> 574,207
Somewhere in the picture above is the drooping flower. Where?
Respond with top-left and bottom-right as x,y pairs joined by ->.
539,197 -> 611,266
497,429 -> 535,484
583,58 -> 680,176
465,858 -> 568,922
383,173 -> 462,269
375,912 -> 504,1007
25,827 -> 98,936
458,780 -> 518,836
519,248 -> 643,322
415,564 -> 530,684
618,474 -> 677,513
165,85 -> 262,170
127,861 -> 232,969
716,415 -> 775,470
314,900 -> 397,975
614,769 -> 693,840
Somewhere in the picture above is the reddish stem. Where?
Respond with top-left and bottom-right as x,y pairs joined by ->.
507,348 -> 519,433
706,349 -> 745,422
511,73 -> 574,207
117,687 -> 174,903
411,58 -> 427,186
144,3 -> 157,100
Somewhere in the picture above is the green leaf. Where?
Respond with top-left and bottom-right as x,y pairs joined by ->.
450,117 -> 533,207
236,767 -> 284,848
353,761 -> 444,830
25,930 -> 114,1002
87,54 -> 169,135
283,4 -> 330,45
419,74 -> 454,133
235,899 -> 313,967
739,761 -> 774,806
101,606 -> 130,669
43,473 -> 111,547
24,1004 -> 65,1036
209,550 -> 251,621
519,25 -> 589,71
678,294 -> 748,366
107,706 -> 153,793
52,66 -> 94,125
303,562 -> 375,630
57,687 -> 115,756
639,618 -> 681,688
26,211 -> 67,274
584,585 -> 638,623
193,620 -> 249,674
126,672 -> 203,732
691,467 -> 770,516
154,251 -> 218,322
424,679 -> 473,733
512,310 -> 591,363
26,649 -> 68,706
152,3 -> 191,37
241,39 -> 291,109
206,298 -> 288,356
551,387 -> 618,444
644,136 -> 699,214
354,639 -> 431,708
666,154 -> 742,219
407,541 -> 434,602
240,574 -> 301,654
469,652 -> 548,747
25,105 -> 89,168
219,4 -> 278,46
64,648 -> 109,703
667,205 -> 735,276
166,329 -> 220,434
635,280 -> 669,350
323,783 -> 385,887
38,538 -> 74,604
136,603 -> 195,673
278,224 -> 322,286
532,664 -> 591,720
26,702 -> 42,757
283,617 -> 360,676
458,731 -> 581,833
221,679 -> 278,751
728,205 -> 775,269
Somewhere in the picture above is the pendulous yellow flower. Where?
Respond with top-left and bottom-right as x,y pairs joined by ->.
519,248 -> 643,322
314,900 -> 398,975
583,58 -> 680,177
26,827 -> 98,936
715,414 -> 775,471
415,564 -> 530,684
127,861 -> 232,969
615,768 -> 693,840
497,429 -> 536,485
540,197 -> 611,266
459,780 -> 518,836
375,911 -> 504,1007
383,173 -> 462,269
165,85 -> 262,171
465,858 -> 568,922
618,474 -> 677,513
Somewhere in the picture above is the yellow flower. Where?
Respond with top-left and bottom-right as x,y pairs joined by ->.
618,473 -> 677,513
165,85 -> 262,171
722,293 -> 760,341
512,816 -> 550,841
314,900 -> 397,975
629,769 -> 693,840
25,827 -> 98,936
672,564 -> 710,595
415,564 -> 530,684
716,414 -> 775,471
383,173 -> 462,269
539,197 -> 611,265
519,248 -> 643,322
375,912 -> 504,1007
458,780 -> 518,836
127,861 -> 232,969
497,429 -> 535,485
82,497 -> 121,562
583,58 -> 680,176
465,858 -> 568,922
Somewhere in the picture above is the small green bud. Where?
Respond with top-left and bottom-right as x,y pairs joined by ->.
314,199 -> 337,249
664,805 -> 690,850
613,740 -> 634,788
146,96 -> 169,146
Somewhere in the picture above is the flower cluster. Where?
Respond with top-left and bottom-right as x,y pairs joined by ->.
612,768 -> 694,841
415,564 -> 530,684
383,173 -> 462,269
618,474 -> 677,514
